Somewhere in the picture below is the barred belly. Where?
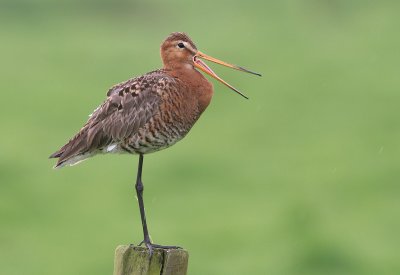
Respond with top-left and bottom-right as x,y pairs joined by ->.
123,119 -> 193,154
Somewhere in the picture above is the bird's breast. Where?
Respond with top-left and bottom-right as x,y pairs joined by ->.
122,74 -> 212,154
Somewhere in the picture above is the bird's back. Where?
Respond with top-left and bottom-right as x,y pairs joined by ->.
50,69 -> 209,168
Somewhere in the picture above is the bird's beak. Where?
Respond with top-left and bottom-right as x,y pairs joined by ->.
193,51 -> 261,99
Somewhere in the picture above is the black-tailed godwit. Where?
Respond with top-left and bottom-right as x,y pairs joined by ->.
50,32 -> 260,254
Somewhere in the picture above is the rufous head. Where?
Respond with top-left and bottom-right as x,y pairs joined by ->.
161,32 -> 198,67
161,32 -> 261,99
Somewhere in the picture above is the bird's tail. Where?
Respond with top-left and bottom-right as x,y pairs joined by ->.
50,130 -> 91,168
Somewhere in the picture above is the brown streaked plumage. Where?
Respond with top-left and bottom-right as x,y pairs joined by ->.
50,32 -> 260,254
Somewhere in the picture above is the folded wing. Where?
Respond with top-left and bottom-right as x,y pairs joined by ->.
50,71 -> 166,168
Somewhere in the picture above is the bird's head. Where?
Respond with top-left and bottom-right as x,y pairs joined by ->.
161,32 -> 261,99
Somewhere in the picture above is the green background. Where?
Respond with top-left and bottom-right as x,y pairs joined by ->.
1,0 -> 399,274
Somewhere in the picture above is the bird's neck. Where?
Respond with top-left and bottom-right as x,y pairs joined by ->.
164,64 -> 213,114
163,62 -> 195,76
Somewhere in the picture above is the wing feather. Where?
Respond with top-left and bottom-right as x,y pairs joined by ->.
51,70 -> 169,167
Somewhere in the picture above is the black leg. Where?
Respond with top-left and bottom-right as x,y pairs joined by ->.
135,154 -> 181,256
135,154 -> 151,248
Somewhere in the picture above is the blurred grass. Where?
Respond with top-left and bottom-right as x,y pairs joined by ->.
1,0 -> 400,274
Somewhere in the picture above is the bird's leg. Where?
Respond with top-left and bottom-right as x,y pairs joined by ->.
135,154 -> 181,256
135,154 -> 152,250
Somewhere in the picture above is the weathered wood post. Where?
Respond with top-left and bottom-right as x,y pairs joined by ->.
113,245 -> 189,275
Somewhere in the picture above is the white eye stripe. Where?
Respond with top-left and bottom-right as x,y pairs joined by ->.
176,42 -> 196,54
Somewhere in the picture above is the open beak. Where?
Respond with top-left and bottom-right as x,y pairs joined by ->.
193,51 -> 261,99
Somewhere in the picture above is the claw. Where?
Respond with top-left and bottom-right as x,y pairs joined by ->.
138,239 -> 181,257
151,244 -> 182,249
145,242 -> 154,257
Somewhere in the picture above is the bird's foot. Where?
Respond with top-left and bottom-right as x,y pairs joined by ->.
138,240 -> 181,256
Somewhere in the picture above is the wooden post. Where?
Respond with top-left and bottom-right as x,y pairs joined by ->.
113,245 -> 189,275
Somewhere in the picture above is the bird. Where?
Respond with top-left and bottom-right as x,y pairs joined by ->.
50,32 -> 260,255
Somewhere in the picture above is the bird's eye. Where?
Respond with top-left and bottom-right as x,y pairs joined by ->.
177,42 -> 185,49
